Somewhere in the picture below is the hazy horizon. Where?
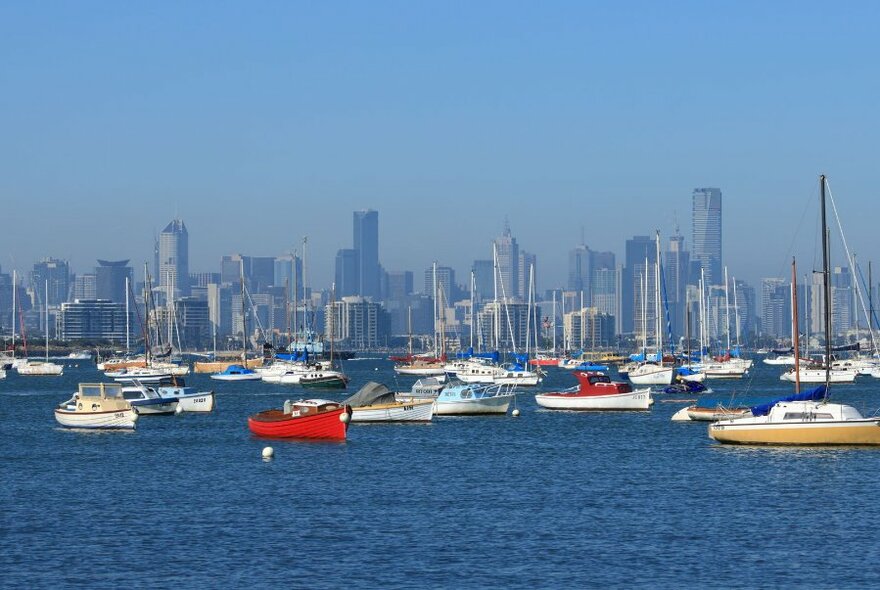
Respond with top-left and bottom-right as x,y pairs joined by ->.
3,1 -> 879,291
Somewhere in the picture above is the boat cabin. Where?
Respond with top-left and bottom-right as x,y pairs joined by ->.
767,401 -> 864,423
63,383 -> 131,413
573,371 -> 633,394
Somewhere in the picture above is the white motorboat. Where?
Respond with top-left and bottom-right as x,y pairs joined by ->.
627,362 -> 674,386
780,367 -> 857,383
54,383 -> 139,429
121,382 -> 179,415
454,361 -> 541,386
17,361 -> 64,376
763,355 -> 797,366
535,372 -> 652,411
433,383 -> 515,415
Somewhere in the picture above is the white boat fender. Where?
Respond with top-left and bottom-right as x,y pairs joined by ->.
340,412 -> 351,424
512,408 -> 521,417
175,404 -> 184,415
262,446 -> 274,459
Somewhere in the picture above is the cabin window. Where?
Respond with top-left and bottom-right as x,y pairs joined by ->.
783,413 -> 806,421
813,413 -> 834,420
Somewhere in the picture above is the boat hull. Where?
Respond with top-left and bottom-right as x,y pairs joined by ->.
210,373 -> 262,381
194,358 -> 263,374
248,406 -> 350,440
780,370 -> 856,383
628,367 -> 674,385
709,420 -> 880,445
393,365 -> 447,376
54,408 -> 138,429
351,400 -> 434,422
434,394 -> 513,415
686,406 -> 751,421
17,362 -> 64,376
535,388 -> 652,411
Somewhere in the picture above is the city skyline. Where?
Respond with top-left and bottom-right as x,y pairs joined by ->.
2,3 -> 879,291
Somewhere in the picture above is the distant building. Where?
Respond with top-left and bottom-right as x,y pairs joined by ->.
475,300 -> 535,351
518,251 -> 536,300
494,223 -> 520,300
207,283 -> 233,340
568,244 -> 590,294
472,260 -> 494,302
325,296 -> 390,348
563,308 -> 615,349
425,265 -> 455,304
353,210 -> 380,299
177,297 -> 210,349
159,218 -> 190,297
59,299 -> 128,342
622,235 -> 656,336
95,260 -> 133,303
385,271 -> 413,302
334,249 -> 359,298
692,188 -> 722,287
31,258 -> 70,305
274,254 -> 303,301
73,274 -> 97,301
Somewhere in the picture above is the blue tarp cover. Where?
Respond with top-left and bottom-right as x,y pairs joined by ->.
749,385 -> 827,417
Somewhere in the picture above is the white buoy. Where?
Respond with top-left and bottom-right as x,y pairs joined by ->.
512,408 -> 521,417
262,446 -> 274,459
175,404 -> 184,415
374,367 -> 378,371
340,412 -> 351,424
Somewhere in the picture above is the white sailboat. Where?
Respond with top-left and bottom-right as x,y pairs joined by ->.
17,281 -> 63,376
710,175 -> 880,445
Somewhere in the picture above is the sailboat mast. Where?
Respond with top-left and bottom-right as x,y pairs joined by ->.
493,244 -> 499,351
733,277 -> 741,353
432,262 -> 438,358
792,258 -> 801,394
293,250 -> 299,348
820,174 -> 832,395
240,260 -> 247,363
44,279 -> 49,363
470,271 -> 475,351
724,266 -> 731,354
125,276 -> 130,354
11,270 -> 15,360
552,290 -> 557,354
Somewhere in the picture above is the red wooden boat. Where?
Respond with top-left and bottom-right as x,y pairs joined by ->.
248,399 -> 352,440
529,354 -> 560,367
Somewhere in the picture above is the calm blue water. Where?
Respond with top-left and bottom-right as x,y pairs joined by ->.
3,359 -> 880,589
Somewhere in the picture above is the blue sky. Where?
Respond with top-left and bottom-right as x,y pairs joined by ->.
2,1 -> 878,289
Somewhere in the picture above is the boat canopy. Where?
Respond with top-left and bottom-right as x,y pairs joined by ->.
749,385 -> 827,417
343,382 -> 396,407
276,350 -> 309,362
455,348 -> 500,363
832,343 -> 860,352
771,347 -> 794,355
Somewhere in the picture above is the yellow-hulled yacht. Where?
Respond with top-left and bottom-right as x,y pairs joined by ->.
709,175 -> 880,446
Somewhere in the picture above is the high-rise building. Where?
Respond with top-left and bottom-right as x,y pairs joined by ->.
177,297 -> 210,348
325,296 -> 390,348
592,266 -> 620,336
425,265 -> 455,305
59,299 -> 128,342
335,249 -> 359,298
472,260 -> 494,302
761,278 -> 792,339
475,300 -> 536,350
494,223 -> 520,300
31,258 -> 71,306
664,232 -> 690,337
207,282 -> 233,339
159,218 -> 189,297
692,188 -> 722,287
274,254 -> 303,301
568,244 -> 590,294
622,236 -> 656,335
518,251 -> 536,300
73,274 -> 97,300
385,271 -> 413,302
95,260 -> 133,304
353,209 -> 380,299
249,257 -> 276,293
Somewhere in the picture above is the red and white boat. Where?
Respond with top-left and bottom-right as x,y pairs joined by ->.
247,399 -> 352,440
529,353 -> 560,367
535,371 -> 652,411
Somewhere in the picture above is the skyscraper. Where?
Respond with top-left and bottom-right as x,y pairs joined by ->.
761,278 -> 790,339
334,249 -> 359,298
159,218 -> 189,297
622,236 -> 656,335
353,210 -> 380,299
95,259 -> 133,303
472,260 -> 493,302
692,187 -> 722,286
31,257 -> 70,306
664,231 -> 690,337
494,223 -> 520,300
568,244 -> 590,293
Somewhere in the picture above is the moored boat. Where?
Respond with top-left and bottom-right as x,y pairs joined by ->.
54,383 -> 139,429
626,362 -> 674,385
536,371 -> 652,411
211,364 -> 262,381
433,383 -> 515,415
344,382 -> 434,422
248,399 -> 351,440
